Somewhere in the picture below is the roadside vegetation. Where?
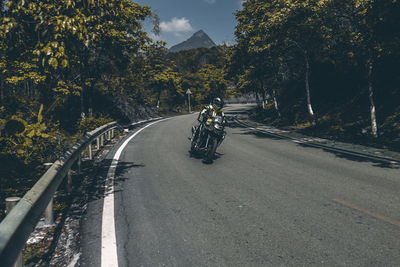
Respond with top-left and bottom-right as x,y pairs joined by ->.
230,0 -> 400,149
0,0 -> 149,217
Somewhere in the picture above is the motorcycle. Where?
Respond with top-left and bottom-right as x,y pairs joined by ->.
190,115 -> 226,162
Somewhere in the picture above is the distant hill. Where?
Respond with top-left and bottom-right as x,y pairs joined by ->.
169,30 -> 216,53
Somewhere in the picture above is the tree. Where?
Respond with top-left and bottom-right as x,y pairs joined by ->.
143,42 -> 182,110
197,64 -> 228,103
321,0 -> 400,137
237,0 -> 330,124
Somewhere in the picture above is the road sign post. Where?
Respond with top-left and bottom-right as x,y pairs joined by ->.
186,89 -> 192,113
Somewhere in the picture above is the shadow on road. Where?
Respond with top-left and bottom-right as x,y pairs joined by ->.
224,111 -> 250,116
237,129 -> 399,169
225,119 -> 248,129
236,129 -> 283,140
188,150 -> 224,164
83,159 -> 145,202
305,145 -> 400,169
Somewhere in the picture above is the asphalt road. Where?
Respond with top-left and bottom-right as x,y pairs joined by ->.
81,104 -> 400,266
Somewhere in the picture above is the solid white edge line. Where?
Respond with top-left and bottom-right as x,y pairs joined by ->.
101,118 -> 169,267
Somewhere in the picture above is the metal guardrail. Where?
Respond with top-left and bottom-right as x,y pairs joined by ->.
0,121 -> 119,266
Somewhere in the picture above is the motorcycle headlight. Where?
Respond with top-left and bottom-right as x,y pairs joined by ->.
214,123 -> 221,130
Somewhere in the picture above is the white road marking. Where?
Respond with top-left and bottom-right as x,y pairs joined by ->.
101,119 -> 169,267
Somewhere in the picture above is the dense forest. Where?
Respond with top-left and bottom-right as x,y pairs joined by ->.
1,0 -> 400,202
230,0 -> 400,147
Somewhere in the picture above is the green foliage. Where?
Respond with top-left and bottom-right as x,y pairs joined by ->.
77,116 -> 113,134
0,104 -> 62,164
196,64 -> 228,102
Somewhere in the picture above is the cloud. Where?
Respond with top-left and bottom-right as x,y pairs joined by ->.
160,17 -> 193,34
204,0 -> 216,4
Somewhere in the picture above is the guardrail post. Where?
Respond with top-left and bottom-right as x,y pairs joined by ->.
96,137 -> 100,150
67,169 -> 72,194
6,197 -> 21,215
100,133 -> 104,147
6,197 -> 24,267
45,197 -> 54,225
88,144 -> 93,160
43,163 -> 54,225
43,162 -> 53,170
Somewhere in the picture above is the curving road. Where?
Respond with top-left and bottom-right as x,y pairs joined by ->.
81,105 -> 400,266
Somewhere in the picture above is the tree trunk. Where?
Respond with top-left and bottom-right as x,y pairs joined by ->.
367,60 -> 378,138
27,81 -> 31,97
25,81 -> 30,96
88,97 -> 93,117
80,90 -> 85,119
80,76 -> 85,120
119,77 -> 128,113
261,92 -> 266,109
272,89 -> 281,117
255,89 -> 260,106
0,76 -> 4,105
260,80 -> 266,109
304,51 -> 315,124
157,87 -> 161,109
87,82 -> 93,117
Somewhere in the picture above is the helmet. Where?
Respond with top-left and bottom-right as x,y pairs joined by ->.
212,97 -> 223,110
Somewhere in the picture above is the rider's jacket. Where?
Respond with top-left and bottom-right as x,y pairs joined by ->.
198,104 -> 225,123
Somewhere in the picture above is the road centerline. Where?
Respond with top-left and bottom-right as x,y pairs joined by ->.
333,198 -> 400,228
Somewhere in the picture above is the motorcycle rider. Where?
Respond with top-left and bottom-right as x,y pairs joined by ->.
192,97 -> 226,147
198,97 -> 225,123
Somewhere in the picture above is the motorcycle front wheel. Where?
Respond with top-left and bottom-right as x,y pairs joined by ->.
204,137 -> 217,162
190,128 -> 200,155
190,139 -> 197,156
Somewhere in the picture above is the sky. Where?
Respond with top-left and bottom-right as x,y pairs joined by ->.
135,0 -> 244,48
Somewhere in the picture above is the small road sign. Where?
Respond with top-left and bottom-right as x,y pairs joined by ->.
186,89 -> 192,112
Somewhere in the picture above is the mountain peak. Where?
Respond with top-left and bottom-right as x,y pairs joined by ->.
169,30 -> 216,53
193,30 -> 206,37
